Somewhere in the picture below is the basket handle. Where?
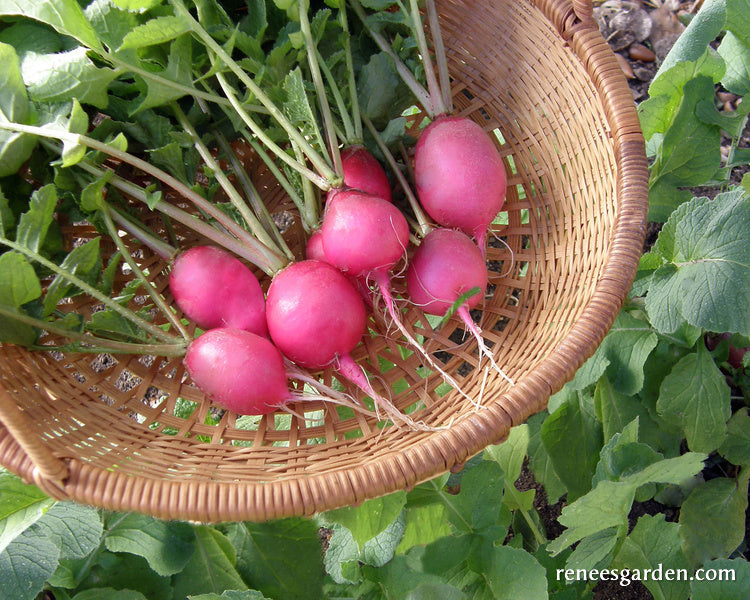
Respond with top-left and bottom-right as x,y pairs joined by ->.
543,0 -> 595,39
571,0 -> 594,23
0,387 -> 69,495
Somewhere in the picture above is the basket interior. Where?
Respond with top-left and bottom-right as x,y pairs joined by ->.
0,0 -> 626,518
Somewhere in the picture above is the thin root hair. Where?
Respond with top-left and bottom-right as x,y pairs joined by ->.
487,229 -> 516,278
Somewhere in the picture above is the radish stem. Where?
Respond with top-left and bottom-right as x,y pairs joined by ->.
405,0 -> 446,115
361,114 -> 433,237
171,102 -> 284,255
291,140 -> 322,232
196,102 -> 294,260
108,208 -> 177,262
299,1 -> 342,178
315,46 -> 357,144
104,53 -> 238,111
75,160 -> 284,276
0,236 -> 178,344
0,120 -> 289,275
101,205 -> 191,342
0,306 -> 187,356
340,4 -> 363,142
213,71 -> 334,193
242,135 -> 310,226
425,0 -> 453,113
171,0 -> 338,184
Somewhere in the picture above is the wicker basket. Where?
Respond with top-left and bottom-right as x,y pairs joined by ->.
0,0 -> 648,522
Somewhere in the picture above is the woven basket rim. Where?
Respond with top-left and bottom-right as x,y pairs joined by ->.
0,0 -> 649,522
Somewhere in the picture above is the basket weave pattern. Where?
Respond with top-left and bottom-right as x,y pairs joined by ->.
0,0 -> 648,522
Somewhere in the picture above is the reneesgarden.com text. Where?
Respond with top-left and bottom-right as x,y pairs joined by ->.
557,565 -> 736,587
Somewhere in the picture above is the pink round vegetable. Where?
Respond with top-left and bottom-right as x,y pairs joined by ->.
265,259 -> 367,370
320,190 -> 409,279
184,328 -> 289,415
406,228 -> 488,316
169,245 -> 268,337
305,229 -> 327,262
406,227 -> 514,386
339,144 -> 392,202
414,115 -> 506,250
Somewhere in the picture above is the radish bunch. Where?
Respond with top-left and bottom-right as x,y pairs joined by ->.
0,0 -> 515,429
167,0 -> 512,425
170,247 -> 387,420
170,246 -> 288,416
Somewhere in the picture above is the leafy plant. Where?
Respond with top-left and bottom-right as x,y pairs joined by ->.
639,0 -> 750,221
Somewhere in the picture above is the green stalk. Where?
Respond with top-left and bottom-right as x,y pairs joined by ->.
171,102 -> 284,255
213,71 -> 334,192
75,160 -> 284,277
204,115 -> 295,261
503,481 -> 547,547
0,120 -> 287,275
425,0 -> 453,113
340,4 -> 363,142
299,1 -> 342,178
243,135 -> 308,221
405,0 -> 447,116
348,0 -> 435,116
291,139 -> 321,231
170,0 -> 338,184
316,47 -> 356,144
101,206 -> 191,342
362,114 -> 432,237
203,64 -> 324,231
0,236 -> 178,345
104,54 -> 236,111
331,119 -> 347,146
0,306 -> 186,357
108,208 -> 177,262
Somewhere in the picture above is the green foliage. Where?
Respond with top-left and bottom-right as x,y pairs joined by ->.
223,519 -> 326,600
641,0 -> 750,221
643,190 -> 750,337
0,41 -> 38,177
612,514 -> 692,600
679,472 -> 750,566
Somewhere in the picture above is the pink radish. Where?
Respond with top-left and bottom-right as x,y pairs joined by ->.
339,144 -> 392,202
184,328 -> 288,415
414,115 -> 506,251
305,229 -> 327,263
265,259 -> 367,370
305,228 -> 375,308
319,188 -> 412,332
406,228 -> 487,315
184,327 -> 372,418
320,190 -> 409,279
169,245 -> 268,337
406,228 -> 513,384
